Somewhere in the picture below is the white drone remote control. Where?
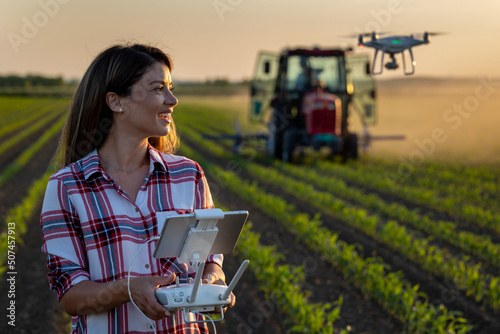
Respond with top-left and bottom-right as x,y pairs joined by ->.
155,260 -> 249,321
153,209 -> 249,323
156,282 -> 231,313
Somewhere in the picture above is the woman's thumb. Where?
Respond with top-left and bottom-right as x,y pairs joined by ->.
154,273 -> 176,286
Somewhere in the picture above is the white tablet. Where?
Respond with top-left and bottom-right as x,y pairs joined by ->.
153,210 -> 249,259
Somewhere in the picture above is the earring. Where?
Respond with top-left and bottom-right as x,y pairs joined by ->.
119,108 -> 122,112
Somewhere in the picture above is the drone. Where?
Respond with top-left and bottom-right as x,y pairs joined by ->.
350,32 -> 444,75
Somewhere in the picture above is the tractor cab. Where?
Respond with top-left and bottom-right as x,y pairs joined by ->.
281,50 -> 348,94
250,47 -> 376,162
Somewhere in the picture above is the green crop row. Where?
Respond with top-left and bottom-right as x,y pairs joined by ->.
230,221 -> 342,333
0,112 -> 66,187
272,161 -> 500,270
0,98 -> 61,133
179,131 -> 473,333
353,159 -> 499,215
0,103 -> 64,157
365,157 -> 499,190
0,96 -> 38,117
315,160 -> 500,234
0,103 -> 47,138
0,169 -> 54,274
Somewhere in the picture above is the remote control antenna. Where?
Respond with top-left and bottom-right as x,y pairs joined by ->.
188,261 -> 205,303
220,260 -> 249,301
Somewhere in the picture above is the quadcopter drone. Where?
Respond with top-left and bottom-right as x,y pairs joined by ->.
350,32 -> 444,75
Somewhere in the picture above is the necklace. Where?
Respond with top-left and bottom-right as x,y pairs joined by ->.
100,157 -> 149,173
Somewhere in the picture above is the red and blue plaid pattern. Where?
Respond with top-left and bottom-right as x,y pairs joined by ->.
41,145 -> 219,333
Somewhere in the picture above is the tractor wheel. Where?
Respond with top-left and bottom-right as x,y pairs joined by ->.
342,133 -> 358,162
267,111 -> 284,159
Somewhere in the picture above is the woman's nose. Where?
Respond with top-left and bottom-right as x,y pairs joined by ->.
165,90 -> 178,107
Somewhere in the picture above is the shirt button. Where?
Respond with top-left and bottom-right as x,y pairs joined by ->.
142,235 -> 147,240
135,208 -> 140,212
145,264 -> 150,269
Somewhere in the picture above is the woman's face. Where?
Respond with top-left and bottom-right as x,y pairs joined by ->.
119,61 -> 178,139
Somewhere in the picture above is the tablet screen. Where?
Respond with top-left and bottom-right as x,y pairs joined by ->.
153,210 -> 248,259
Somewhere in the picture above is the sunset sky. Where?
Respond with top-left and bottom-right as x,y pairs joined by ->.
1,0 -> 499,81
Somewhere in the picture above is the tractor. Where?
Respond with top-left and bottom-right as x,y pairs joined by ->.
249,47 -> 377,162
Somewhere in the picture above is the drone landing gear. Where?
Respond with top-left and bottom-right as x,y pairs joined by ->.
371,48 -> 384,75
373,50 -> 416,75
401,48 -> 415,75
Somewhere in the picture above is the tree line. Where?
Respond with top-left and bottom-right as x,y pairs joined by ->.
0,74 -> 65,87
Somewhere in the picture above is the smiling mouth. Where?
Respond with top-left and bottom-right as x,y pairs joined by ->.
159,112 -> 172,122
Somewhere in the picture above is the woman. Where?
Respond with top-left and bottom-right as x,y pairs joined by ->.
40,44 -> 234,333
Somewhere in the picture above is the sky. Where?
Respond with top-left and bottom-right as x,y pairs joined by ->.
1,0 -> 500,82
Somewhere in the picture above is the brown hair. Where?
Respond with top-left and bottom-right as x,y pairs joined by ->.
56,43 -> 179,167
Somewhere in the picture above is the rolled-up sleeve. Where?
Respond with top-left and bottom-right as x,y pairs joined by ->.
40,176 -> 89,301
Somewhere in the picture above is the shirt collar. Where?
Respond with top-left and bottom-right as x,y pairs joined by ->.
148,144 -> 167,173
80,149 -> 101,181
80,144 -> 167,181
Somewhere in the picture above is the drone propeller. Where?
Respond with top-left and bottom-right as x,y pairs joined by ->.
339,33 -> 365,38
421,31 -> 447,43
339,32 -> 390,38
342,31 -> 446,38
424,31 -> 447,36
341,32 -> 391,47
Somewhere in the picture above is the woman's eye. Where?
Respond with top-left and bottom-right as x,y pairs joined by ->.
155,86 -> 164,92
170,86 -> 175,91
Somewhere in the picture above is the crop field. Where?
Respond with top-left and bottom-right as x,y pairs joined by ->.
0,78 -> 499,334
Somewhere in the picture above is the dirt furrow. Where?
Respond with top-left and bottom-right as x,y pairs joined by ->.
0,135 -> 59,219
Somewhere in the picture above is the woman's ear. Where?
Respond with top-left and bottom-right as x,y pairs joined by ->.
105,92 -> 124,113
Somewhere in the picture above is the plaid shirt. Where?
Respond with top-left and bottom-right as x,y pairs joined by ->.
40,145 -> 221,333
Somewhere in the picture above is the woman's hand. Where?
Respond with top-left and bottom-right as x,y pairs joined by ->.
128,274 -> 176,320
60,273 -> 175,319
202,263 -> 236,311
